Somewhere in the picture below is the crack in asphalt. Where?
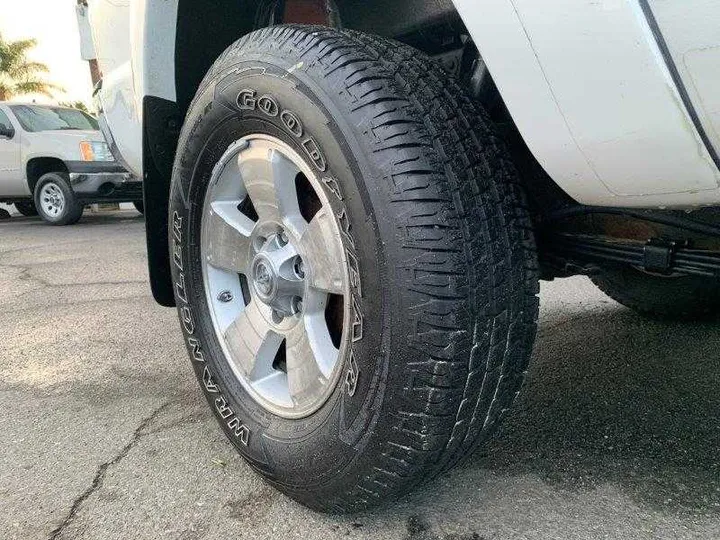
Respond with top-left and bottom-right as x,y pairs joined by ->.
1,295 -> 152,317
1,262 -> 147,289
47,400 -> 176,540
0,262 -> 151,314
0,240 -> 103,255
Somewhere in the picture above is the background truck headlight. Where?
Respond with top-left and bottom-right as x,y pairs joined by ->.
79,141 -> 114,162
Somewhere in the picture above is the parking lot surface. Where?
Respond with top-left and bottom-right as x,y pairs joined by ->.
1,210 -> 719,540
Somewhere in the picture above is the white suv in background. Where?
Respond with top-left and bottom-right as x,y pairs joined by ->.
0,102 -> 141,225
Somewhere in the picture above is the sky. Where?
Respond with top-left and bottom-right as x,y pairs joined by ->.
1,0 -> 94,106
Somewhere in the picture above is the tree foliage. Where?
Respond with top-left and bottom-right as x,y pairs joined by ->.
58,100 -> 89,113
0,33 -> 60,100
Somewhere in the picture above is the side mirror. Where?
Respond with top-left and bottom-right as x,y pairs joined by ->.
0,125 -> 14,139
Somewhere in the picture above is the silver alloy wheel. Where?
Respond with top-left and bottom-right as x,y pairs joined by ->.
200,135 -> 350,418
40,182 -> 65,217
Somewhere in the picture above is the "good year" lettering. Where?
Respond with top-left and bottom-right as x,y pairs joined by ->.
236,88 -> 326,172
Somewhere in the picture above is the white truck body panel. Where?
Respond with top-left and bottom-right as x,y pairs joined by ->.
75,4 -> 97,61
0,107 -> 23,195
89,0 -> 177,178
454,0 -> 720,207
648,0 -> 720,158
89,0 -> 720,208
89,0 -> 141,177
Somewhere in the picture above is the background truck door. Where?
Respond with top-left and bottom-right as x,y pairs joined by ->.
0,107 -> 24,196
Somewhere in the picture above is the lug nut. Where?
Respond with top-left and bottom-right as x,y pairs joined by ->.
293,256 -> 305,279
278,231 -> 288,246
217,290 -> 233,303
292,296 -> 303,314
271,309 -> 284,324
254,236 -> 267,252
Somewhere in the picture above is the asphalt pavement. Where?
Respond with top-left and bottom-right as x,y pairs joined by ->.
1,209 -> 719,540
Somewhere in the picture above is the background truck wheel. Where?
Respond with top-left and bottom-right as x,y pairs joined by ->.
591,267 -> 720,320
169,25 -> 539,512
133,201 -> 144,214
14,201 -> 38,217
34,172 -> 83,225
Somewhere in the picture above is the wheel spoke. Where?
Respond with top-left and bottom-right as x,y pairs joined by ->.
224,301 -> 282,381
298,208 -> 345,295
239,144 -> 304,232
250,371 -> 292,408
204,200 -> 254,273
285,314 -> 337,406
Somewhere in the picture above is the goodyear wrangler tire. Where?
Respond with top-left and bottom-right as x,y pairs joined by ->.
169,25 -> 539,512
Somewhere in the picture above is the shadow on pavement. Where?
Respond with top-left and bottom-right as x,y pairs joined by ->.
0,211 -> 144,227
480,304 -> 720,514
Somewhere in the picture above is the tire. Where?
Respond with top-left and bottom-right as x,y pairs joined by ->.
169,25 -> 539,512
34,172 -> 83,225
14,201 -> 38,217
133,201 -> 144,214
591,266 -> 720,320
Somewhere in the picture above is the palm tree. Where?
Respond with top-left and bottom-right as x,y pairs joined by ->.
59,100 -> 90,113
0,33 -> 60,101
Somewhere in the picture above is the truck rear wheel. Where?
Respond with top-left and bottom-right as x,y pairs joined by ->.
168,25 -> 539,512
34,172 -> 83,226
591,267 -> 720,320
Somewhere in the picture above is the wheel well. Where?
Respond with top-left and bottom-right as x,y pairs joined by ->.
26,157 -> 68,194
172,0 -> 543,178
175,0 -> 261,117
174,0 -> 464,119
154,0 -> 470,306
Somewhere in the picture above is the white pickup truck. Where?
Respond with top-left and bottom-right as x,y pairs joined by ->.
0,102 -> 141,224
88,0 -> 720,511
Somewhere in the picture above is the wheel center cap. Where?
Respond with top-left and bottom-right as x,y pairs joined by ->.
251,256 -> 277,301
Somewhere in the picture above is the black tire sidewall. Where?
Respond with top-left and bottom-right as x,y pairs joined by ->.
169,60 -> 388,494
34,172 -> 82,225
